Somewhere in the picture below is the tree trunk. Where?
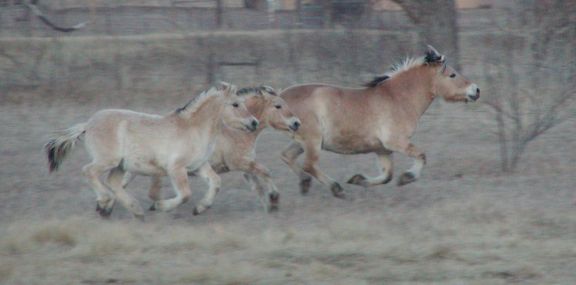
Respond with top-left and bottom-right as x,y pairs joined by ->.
391,0 -> 460,68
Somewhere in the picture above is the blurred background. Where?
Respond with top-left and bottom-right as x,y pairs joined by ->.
0,1 -> 575,284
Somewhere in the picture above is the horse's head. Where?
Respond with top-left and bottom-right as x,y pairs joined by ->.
425,45 -> 480,103
255,86 -> 301,132
218,82 -> 259,132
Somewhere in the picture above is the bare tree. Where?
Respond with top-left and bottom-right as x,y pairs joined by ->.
0,44 -> 49,89
483,0 -> 576,172
390,0 -> 459,68
24,0 -> 88,32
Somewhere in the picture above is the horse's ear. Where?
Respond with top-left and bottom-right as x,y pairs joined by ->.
218,81 -> 237,96
218,81 -> 231,91
425,45 -> 445,64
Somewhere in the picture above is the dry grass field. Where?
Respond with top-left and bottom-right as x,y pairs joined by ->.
1,86 -> 575,285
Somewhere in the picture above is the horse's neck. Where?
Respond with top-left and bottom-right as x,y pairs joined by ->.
386,70 -> 435,121
221,122 -> 261,142
246,96 -> 266,123
244,96 -> 270,134
180,96 -> 224,135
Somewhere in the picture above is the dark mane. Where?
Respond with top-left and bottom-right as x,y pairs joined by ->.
237,86 -> 277,96
175,98 -> 194,114
237,87 -> 261,96
175,89 -> 210,114
363,75 -> 390,88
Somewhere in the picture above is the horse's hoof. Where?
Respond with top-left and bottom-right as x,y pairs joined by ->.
300,177 -> 312,195
149,203 -> 157,211
268,205 -> 279,212
96,202 -> 113,217
269,192 -> 280,211
269,192 -> 280,203
193,205 -> 209,216
97,206 -> 112,218
382,173 -> 393,184
397,172 -> 416,186
134,214 -> 145,222
331,183 -> 346,199
347,174 -> 366,185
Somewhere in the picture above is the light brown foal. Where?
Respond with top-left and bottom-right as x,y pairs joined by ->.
279,46 -> 480,197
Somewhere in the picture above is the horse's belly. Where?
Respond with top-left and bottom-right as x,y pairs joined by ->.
123,158 -> 167,176
322,136 -> 382,154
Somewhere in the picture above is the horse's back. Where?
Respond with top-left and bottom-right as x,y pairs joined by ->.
280,84 -> 349,123
280,83 -> 385,154
89,109 -> 161,123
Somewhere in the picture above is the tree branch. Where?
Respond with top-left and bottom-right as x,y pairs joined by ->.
24,0 -> 88,33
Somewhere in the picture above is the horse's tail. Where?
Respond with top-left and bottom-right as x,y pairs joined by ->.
44,123 -> 87,173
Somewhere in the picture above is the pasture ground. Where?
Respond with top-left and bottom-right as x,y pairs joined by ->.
1,89 -> 575,284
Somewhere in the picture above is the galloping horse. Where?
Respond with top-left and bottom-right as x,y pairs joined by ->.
128,86 -> 301,214
279,46 -> 480,198
45,83 -> 258,220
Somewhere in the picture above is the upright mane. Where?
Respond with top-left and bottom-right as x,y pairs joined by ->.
175,88 -> 219,116
237,85 -> 277,96
364,56 -> 426,88
237,87 -> 262,96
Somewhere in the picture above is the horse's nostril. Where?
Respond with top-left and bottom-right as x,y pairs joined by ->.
476,88 -> 480,94
251,120 -> 258,128
291,121 -> 300,131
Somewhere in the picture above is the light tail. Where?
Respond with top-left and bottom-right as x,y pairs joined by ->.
44,123 -> 86,173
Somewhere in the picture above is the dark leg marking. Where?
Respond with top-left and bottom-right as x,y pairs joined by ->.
347,174 -> 367,186
96,203 -> 113,218
269,192 -> 280,211
397,172 -> 416,186
330,183 -> 346,199
300,177 -> 312,195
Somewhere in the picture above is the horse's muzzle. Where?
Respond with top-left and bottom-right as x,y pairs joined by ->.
466,84 -> 480,102
247,119 -> 259,132
289,120 -> 301,132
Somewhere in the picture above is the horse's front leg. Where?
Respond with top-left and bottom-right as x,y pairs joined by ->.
301,140 -> 345,198
242,161 -> 280,212
347,151 -> 394,187
150,165 -> 191,212
281,141 -> 311,194
192,163 -> 221,215
383,139 -> 426,186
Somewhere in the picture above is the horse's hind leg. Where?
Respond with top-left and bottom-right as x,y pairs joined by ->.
82,162 -> 117,218
347,151 -> 394,187
281,141 -> 312,194
192,163 -> 221,215
301,140 -> 345,198
107,167 -> 144,220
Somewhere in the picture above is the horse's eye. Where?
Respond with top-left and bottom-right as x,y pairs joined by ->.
450,73 -> 456,78
275,105 -> 282,109
232,103 -> 239,108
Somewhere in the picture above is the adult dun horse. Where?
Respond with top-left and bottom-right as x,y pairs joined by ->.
128,86 -> 301,214
45,83 -> 258,220
280,46 -> 480,198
